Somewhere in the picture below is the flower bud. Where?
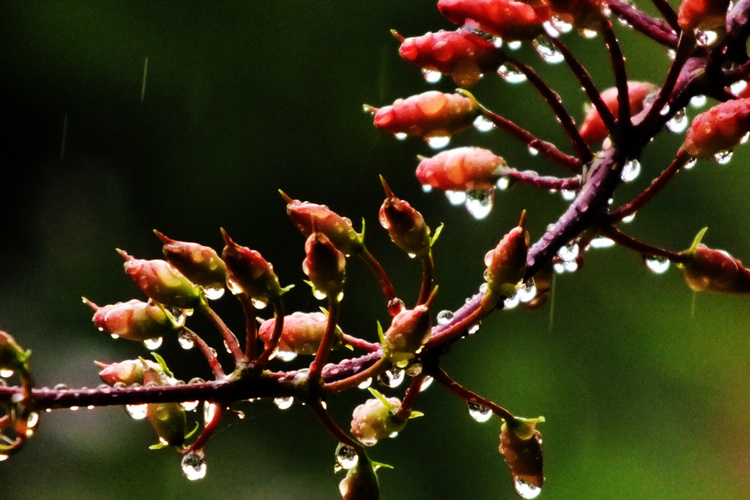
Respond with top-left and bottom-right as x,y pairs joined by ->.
155,231 -> 227,295
143,367 -> 186,447
221,230 -> 288,307
368,90 -> 478,140
119,251 -> 203,309
351,391 -> 406,446
95,358 -> 162,386
283,193 -> 364,256
683,98 -> 750,158
416,147 -> 506,191
382,303 -> 432,366
677,0 -> 731,31
499,417 -> 545,493
481,214 -> 530,309
379,178 -> 431,258
303,230 -> 346,300
394,29 -> 502,87
85,298 -> 179,342
678,229 -> 750,293
339,453 -> 380,500
258,311 -> 342,356
546,0 -> 606,31
0,330 -> 31,375
578,81 -> 657,144
437,0 -> 545,41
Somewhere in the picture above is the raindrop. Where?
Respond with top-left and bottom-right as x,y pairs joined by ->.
181,451 -> 207,481
273,396 -> 294,410
621,213 -> 636,223
143,337 -> 163,350
226,277 -> 243,295
125,404 -> 148,420
0,369 -> 13,378
532,36 -> 564,63
200,285 -> 225,301
690,95 -> 707,108
516,280 -> 537,303
696,29 -> 719,47
0,454 -> 8,462
514,477 -> 542,499
177,330 -> 194,350
203,402 -> 219,424
421,68 -> 442,83
445,190 -> 467,206
26,412 -> 40,429
420,376 -> 433,391
504,294 -> 520,309
251,298 -> 268,310
731,80 -> 748,96
388,298 -> 405,316
714,150 -> 733,164
742,132 -> 750,144
528,146 -> 539,156
427,136 -> 451,149
180,400 -> 200,412
110,334 -> 119,340
561,189 -> 576,201
579,28 -> 599,38
335,443 -> 359,471
644,256 -> 670,274
395,132 -> 408,141
465,189 -> 494,220
492,37 -> 503,48
666,108 -> 688,133
548,17 -> 572,34
620,159 -> 641,182
684,158 -> 697,170
468,322 -> 481,335
467,402 -> 493,422
421,184 -> 433,193
357,378 -> 373,390
497,64 -> 527,84
557,243 -> 579,263
496,177 -> 510,190
405,363 -> 422,377
377,367 -> 405,388
506,40 -> 522,51
589,236 -> 615,249
473,115 -> 495,132
275,349 -> 298,362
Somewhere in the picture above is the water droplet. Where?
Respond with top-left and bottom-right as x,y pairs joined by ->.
621,213 -> 636,223
468,322 -> 481,334
579,28 -> 599,38
473,115 -> 495,132
532,36 -> 564,63
741,132 -> 750,144
421,184 -> 433,193
589,237 -> 615,249
394,132 -> 407,141
620,159 -> 641,182
714,150 -> 733,164
180,400 -> 200,412
497,64 -> 527,84
203,401 -> 219,424
666,108 -> 688,133
251,298 -> 268,310
0,454 -> 9,462
405,363 -> 422,377
445,190 -> 467,206
143,337 -> 163,350
26,412 -> 40,429
377,367 -> 405,388
690,95 -> 707,108
492,37 -> 503,48
421,68 -> 442,84
125,404 -> 148,420
465,189 -> 494,220
527,146 -> 539,156
273,396 -> 294,410
731,80 -> 748,96
335,443 -> 359,471
200,285 -> 225,300
181,451 -> 207,481
388,298 -> 405,316
644,256 -> 670,274
420,376 -> 433,391
358,378 -> 372,390
516,280 -> 537,304
467,402 -> 493,422
696,29 -> 719,47
427,136 -> 450,149
506,40 -> 522,51
436,310 -> 454,325
504,294 -> 520,309
684,158 -> 697,170
561,189 -> 576,201
514,476 -> 542,499
226,277 -> 243,295
496,177 -> 510,190
548,17 -> 572,34
110,333 -> 119,340
275,349 -> 298,362
557,243 -> 579,263
0,369 -> 13,378
177,330 -> 194,350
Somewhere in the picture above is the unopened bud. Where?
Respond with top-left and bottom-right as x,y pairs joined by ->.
382,298 -> 433,366
438,0 -> 545,41
85,298 -> 179,342
683,98 -> 750,158
143,367 -> 186,447
155,231 -> 226,294
416,147 -> 506,191
546,0 -> 606,31
0,330 -> 31,375
119,251 -> 202,309
95,358 -> 162,386
221,230 -> 288,307
678,229 -> 750,293
339,452 -> 380,500
677,0 -> 731,31
303,230 -> 346,301
258,311 -> 342,356
379,178 -> 431,258
578,82 -> 657,144
482,214 -> 530,309
351,390 -> 406,446
499,417 -> 545,492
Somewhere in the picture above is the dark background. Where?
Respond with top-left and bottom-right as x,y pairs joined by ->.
1,1 -> 749,498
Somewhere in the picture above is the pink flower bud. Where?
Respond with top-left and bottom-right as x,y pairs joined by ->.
382,304 -> 432,366
303,230 -> 346,300
85,298 -> 179,342
258,311 -> 341,356
482,215 -> 530,309
499,417 -> 545,492
368,90 -> 478,140
395,29 -> 502,87
416,147 -> 506,191
578,81 -> 657,144
379,178 -> 431,258
350,394 -> 406,446
683,98 -> 750,158
283,193 -> 364,256
546,0 -> 606,31
681,244 -> 750,293
221,230 -> 286,307
95,358 -> 162,386
119,251 -> 203,309
339,453 -> 380,500
677,0 -> 731,31
0,330 -> 31,374
155,231 -> 226,295
437,0 -> 545,41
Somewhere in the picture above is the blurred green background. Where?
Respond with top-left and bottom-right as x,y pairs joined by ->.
1,1 -> 749,498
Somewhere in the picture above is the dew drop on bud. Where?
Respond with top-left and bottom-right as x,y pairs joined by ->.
731,80 -> 748,96
421,184 -> 433,193
125,403 -> 148,420
467,401 -> 493,423
532,36 -> 563,64
684,158 -> 697,170
142,337 -> 163,350
516,280 -> 537,304
0,454 -> 9,462
473,115 -> 495,132
200,285 -> 225,301
377,367 -> 405,388
561,189 -> 576,201
0,369 -> 13,378
557,243 -> 579,263
504,294 -> 520,309
496,177 -> 510,190
358,378 -> 373,390
528,146 -> 539,156
589,236 -> 615,249
696,29 -> 719,47
690,95 -> 707,108
405,363 -> 423,377
180,400 -> 200,412
665,108 -> 688,133
250,298 -> 268,310
436,310 -> 454,325
181,451 -> 207,481
427,136 -> 451,150
465,189 -> 494,220
644,256 -> 670,274
579,28 -> 598,38
506,40 -> 522,51
620,159 -> 641,182
514,477 -> 542,499
713,150 -> 733,165
335,443 -> 359,471
177,330 -> 195,350
468,323 -> 480,334
445,190 -> 467,206
388,298 -> 405,316
497,64 -> 527,84
273,396 -> 294,410
395,132 -> 408,141
275,349 -> 298,362
420,375 -> 433,391
421,68 -> 442,84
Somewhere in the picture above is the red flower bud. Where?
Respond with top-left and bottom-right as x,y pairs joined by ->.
95,358 -> 163,386
85,298 -> 179,342
546,0 -> 606,31
0,330 -> 31,375
677,0 -> 731,31
499,417 -> 545,494
416,147 -> 506,191
339,452 -> 380,500
368,90 -> 478,140
482,214 -> 530,309
303,229 -> 346,300
221,230 -> 288,308
395,29 -> 502,87
382,302 -> 432,366
379,178 -> 432,258
143,367 -> 186,447
578,81 -> 657,144
119,251 -> 203,309
683,98 -> 750,158
677,230 -> 750,294
155,231 -> 226,298
438,0 -> 545,41
283,192 -> 364,256
258,311 -> 341,356
351,392 -> 406,446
